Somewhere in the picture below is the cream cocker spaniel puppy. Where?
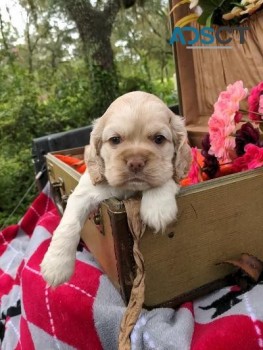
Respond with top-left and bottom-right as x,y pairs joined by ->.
41,91 -> 192,286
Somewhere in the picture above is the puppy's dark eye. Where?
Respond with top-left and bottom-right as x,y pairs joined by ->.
109,136 -> 121,145
154,135 -> 166,145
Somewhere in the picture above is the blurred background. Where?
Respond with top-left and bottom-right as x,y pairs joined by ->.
0,0 -> 176,226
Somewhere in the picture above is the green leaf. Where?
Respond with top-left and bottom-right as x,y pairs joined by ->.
197,0 -> 230,25
197,9 -> 213,25
205,13 -> 214,27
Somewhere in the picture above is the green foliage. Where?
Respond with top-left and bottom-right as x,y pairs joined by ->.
197,0 -> 243,25
152,78 -> 178,106
119,76 -> 154,93
112,0 -> 174,85
88,62 -> 119,117
120,76 -> 177,106
0,60 -> 93,227
0,149 -> 36,227
0,61 -> 91,146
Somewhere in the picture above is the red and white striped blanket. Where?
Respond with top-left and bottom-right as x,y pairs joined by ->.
1,184 -> 263,350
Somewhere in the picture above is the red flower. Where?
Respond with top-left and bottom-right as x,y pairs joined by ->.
188,147 -> 203,184
201,134 -> 219,178
233,144 -> 263,172
248,82 -> 263,121
235,122 -> 260,156
234,111 -> 243,123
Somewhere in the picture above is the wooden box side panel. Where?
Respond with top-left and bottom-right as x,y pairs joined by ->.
81,206 -> 121,291
46,152 -> 81,213
46,150 -> 82,195
141,169 -> 263,307
108,210 -> 136,303
81,203 -> 135,304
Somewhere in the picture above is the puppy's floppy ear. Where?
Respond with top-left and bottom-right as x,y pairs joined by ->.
85,118 -> 105,185
170,114 -> 192,182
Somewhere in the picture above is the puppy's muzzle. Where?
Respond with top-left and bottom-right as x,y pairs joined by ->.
126,156 -> 146,174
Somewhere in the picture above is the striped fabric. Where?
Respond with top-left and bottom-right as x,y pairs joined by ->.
1,184 -> 263,350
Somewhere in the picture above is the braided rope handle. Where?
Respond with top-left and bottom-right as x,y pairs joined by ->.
118,199 -> 146,350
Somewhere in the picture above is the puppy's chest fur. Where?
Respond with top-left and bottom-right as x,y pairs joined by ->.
110,187 -> 141,201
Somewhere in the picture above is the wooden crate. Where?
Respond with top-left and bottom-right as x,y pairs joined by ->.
46,149 -> 263,309
45,5 -> 263,309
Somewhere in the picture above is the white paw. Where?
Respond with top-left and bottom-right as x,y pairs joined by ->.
40,246 -> 75,287
140,195 -> 178,233
140,180 -> 179,233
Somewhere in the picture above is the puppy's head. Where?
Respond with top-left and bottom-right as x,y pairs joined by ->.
87,91 -> 191,190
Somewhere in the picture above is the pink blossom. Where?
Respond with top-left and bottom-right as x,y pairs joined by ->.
215,81 -> 247,118
208,81 -> 248,162
223,80 -> 248,104
233,144 -> 263,171
214,98 -> 239,120
208,109 -> 236,162
259,95 -> 263,115
188,147 -> 202,184
248,81 -> 263,121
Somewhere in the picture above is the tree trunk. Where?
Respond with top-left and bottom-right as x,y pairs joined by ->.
61,0 -> 123,117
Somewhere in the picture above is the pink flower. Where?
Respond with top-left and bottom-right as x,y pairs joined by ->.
208,81 -> 248,162
214,98 -> 239,119
208,109 -> 236,162
259,95 -> 263,115
222,80 -> 248,104
214,81 -> 247,119
188,147 -> 202,184
248,81 -> 263,121
233,144 -> 263,171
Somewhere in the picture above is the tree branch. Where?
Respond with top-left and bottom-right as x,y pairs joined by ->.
104,0 -> 121,22
142,14 -> 162,39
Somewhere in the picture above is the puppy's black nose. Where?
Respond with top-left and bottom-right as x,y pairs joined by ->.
127,157 -> 145,173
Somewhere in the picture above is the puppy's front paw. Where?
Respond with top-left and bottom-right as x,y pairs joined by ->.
40,247 -> 75,287
140,196 -> 178,233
